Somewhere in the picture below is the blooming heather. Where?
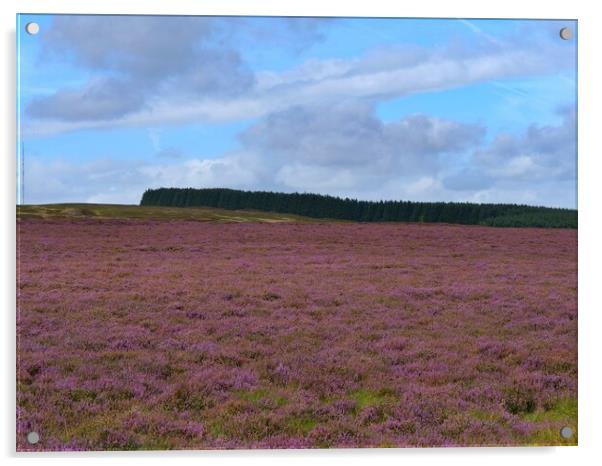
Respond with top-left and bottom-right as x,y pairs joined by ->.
16,219 -> 577,450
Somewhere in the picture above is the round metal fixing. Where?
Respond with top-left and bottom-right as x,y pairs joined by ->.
25,22 -> 40,35
560,426 -> 573,439
559,27 -> 573,40
27,431 -> 40,444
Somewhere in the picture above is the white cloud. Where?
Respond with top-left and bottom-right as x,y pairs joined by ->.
23,22 -> 572,137
474,107 -> 576,182
274,164 -> 358,192
25,103 -> 576,208
22,17 -> 576,209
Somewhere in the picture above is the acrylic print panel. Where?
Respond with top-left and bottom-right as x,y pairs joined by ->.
16,14 -> 577,451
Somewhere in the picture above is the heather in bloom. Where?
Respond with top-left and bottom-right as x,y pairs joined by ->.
16,218 -> 577,450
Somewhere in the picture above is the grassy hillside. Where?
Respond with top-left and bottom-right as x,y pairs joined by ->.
16,203 -> 331,223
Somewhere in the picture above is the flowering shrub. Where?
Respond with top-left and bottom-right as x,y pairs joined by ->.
16,219 -> 577,450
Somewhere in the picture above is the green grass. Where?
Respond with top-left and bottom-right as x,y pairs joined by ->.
348,388 -> 397,412
469,408 -> 505,423
285,414 -> 318,435
207,418 -> 227,439
60,405 -> 139,445
523,398 -> 577,446
236,388 -> 288,408
16,203 -> 336,223
524,398 -> 577,423
468,398 -> 577,446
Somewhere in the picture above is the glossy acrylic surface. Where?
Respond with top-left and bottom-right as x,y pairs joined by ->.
16,15 -> 577,450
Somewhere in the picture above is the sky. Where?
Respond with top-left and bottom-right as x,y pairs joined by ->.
17,15 -> 577,208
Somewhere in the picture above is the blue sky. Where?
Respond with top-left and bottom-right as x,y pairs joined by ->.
17,15 -> 577,207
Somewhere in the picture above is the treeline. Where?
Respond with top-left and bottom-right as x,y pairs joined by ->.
140,188 -> 577,228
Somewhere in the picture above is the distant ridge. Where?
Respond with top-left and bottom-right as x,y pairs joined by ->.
140,188 -> 577,228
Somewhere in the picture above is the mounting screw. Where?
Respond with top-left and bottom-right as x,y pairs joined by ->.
560,426 -> 573,439
25,22 -> 40,35
559,27 -> 572,40
27,431 -> 40,444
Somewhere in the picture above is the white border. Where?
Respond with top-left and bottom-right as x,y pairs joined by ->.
2,1 -> 600,465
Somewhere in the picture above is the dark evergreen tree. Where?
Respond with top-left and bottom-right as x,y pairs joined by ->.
139,188 -> 577,228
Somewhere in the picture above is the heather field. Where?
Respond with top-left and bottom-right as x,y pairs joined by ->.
16,211 -> 577,450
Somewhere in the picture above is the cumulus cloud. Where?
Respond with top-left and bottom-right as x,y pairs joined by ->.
23,17 -> 573,136
22,17 -> 576,208
25,157 -> 144,205
40,16 -> 213,78
24,155 -> 248,205
239,103 -> 489,200
27,16 -> 254,122
441,107 -> 576,205
241,101 -> 484,175
442,169 -> 495,191
25,103 -> 486,204
474,107 -> 576,181
28,77 -> 146,121
26,103 -> 575,208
